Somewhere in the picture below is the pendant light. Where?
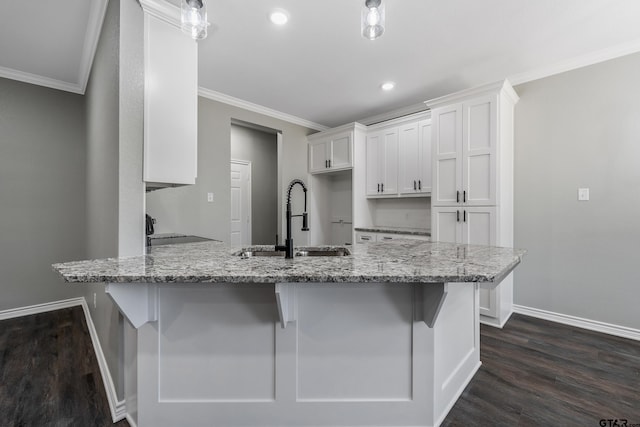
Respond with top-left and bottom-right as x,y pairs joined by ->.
361,0 -> 385,40
181,0 -> 209,40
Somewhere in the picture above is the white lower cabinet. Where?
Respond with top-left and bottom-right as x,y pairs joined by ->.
355,231 -> 430,243
431,207 -> 500,318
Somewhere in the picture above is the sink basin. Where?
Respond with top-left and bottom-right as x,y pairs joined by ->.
238,250 -> 285,258
295,248 -> 350,257
236,246 -> 350,258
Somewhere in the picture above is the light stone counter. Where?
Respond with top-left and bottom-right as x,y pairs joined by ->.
53,239 -> 524,285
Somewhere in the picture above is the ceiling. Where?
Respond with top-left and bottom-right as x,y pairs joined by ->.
2,1 -> 640,128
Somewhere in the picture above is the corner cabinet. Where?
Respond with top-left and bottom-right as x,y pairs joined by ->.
142,4 -> 198,186
308,129 -> 353,174
427,80 -> 519,328
365,112 -> 431,198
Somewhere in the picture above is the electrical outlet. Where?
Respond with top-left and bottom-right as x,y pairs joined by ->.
207,192 -> 214,202
578,188 -> 590,201
93,292 -> 97,309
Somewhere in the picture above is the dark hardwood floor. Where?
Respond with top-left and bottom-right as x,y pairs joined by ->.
0,307 -> 129,427
2,308 -> 639,426
444,313 -> 640,426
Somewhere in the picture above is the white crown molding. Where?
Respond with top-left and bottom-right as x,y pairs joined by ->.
77,0 -> 109,94
0,65 -> 83,94
139,0 -> 181,29
198,87 -> 329,132
509,38 -> 640,86
513,304 -> 640,342
0,298 -> 127,422
425,79 -> 519,110
358,102 -> 429,126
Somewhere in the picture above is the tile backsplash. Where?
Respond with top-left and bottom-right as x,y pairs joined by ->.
373,197 -> 430,230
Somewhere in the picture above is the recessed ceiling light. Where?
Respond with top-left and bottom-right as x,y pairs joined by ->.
269,9 -> 289,25
381,82 -> 395,91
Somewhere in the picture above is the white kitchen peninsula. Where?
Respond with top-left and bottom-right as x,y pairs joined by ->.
54,240 -> 524,427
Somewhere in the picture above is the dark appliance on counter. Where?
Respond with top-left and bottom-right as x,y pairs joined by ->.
146,214 -> 155,247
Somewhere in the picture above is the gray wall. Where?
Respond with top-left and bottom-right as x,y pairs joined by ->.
147,97 -> 314,245
230,125 -> 278,244
84,0 -> 145,407
514,52 -> 640,330
0,77 -> 86,310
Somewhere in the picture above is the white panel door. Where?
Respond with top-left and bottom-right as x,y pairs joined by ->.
398,123 -> 420,194
230,161 -> 251,245
380,128 -> 399,195
308,140 -> 329,173
330,134 -> 352,169
461,207 -> 498,318
462,95 -> 497,206
431,207 -> 461,244
418,119 -> 432,194
432,105 -> 462,206
366,132 -> 382,196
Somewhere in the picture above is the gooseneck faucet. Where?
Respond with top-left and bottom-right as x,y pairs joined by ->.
276,179 -> 309,258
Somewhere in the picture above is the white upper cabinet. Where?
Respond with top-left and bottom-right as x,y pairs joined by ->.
142,9 -> 198,186
366,128 -> 398,196
399,119 -> 432,195
432,104 -> 463,205
308,130 -> 353,174
366,112 -> 430,198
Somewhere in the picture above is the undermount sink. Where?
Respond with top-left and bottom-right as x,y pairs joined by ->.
237,247 -> 351,258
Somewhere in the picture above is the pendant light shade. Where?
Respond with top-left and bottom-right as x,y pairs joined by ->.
181,0 -> 209,40
361,0 -> 385,40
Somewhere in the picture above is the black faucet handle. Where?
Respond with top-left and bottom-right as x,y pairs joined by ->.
301,212 -> 309,231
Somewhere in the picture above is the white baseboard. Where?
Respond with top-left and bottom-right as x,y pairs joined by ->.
126,413 -> 139,427
480,310 -> 513,329
79,299 -> 127,422
513,304 -> 640,342
0,297 -> 85,320
0,298 -> 128,422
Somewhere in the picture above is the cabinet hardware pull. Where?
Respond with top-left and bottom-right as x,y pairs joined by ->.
383,237 -> 393,240
464,210 -> 467,222
414,180 -> 417,190
418,180 -> 421,190
362,237 -> 370,241
456,191 -> 460,203
377,183 -> 380,193
381,183 -> 384,192
457,210 -> 460,222
463,190 -> 466,203
328,159 -> 331,168
325,160 -> 328,168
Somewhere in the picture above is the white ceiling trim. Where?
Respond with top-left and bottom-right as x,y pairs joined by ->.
77,0 -> 109,94
198,87 -> 329,132
358,102 -> 429,126
139,0 -> 181,28
509,38 -> 640,86
0,65 -> 83,94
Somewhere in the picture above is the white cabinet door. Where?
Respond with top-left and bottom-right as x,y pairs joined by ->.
143,13 -> 198,185
380,128 -> 398,195
399,123 -> 420,194
462,95 -> 497,206
366,128 -> 398,196
366,132 -> 382,196
309,140 -> 329,173
418,119 -> 432,194
432,104 -> 462,206
431,207 -> 462,244
330,134 -> 352,170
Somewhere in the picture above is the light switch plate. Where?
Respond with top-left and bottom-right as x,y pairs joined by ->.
207,192 -> 214,202
578,188 -> 590,201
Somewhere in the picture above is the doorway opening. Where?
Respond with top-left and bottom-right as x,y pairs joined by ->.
230,120 -> 281,245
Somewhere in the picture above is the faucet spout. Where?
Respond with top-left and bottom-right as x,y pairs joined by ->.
278,179 -> 309,258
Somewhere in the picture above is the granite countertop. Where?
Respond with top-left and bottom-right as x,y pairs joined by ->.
52,240 -> 525,285
354,226 -> 431,236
